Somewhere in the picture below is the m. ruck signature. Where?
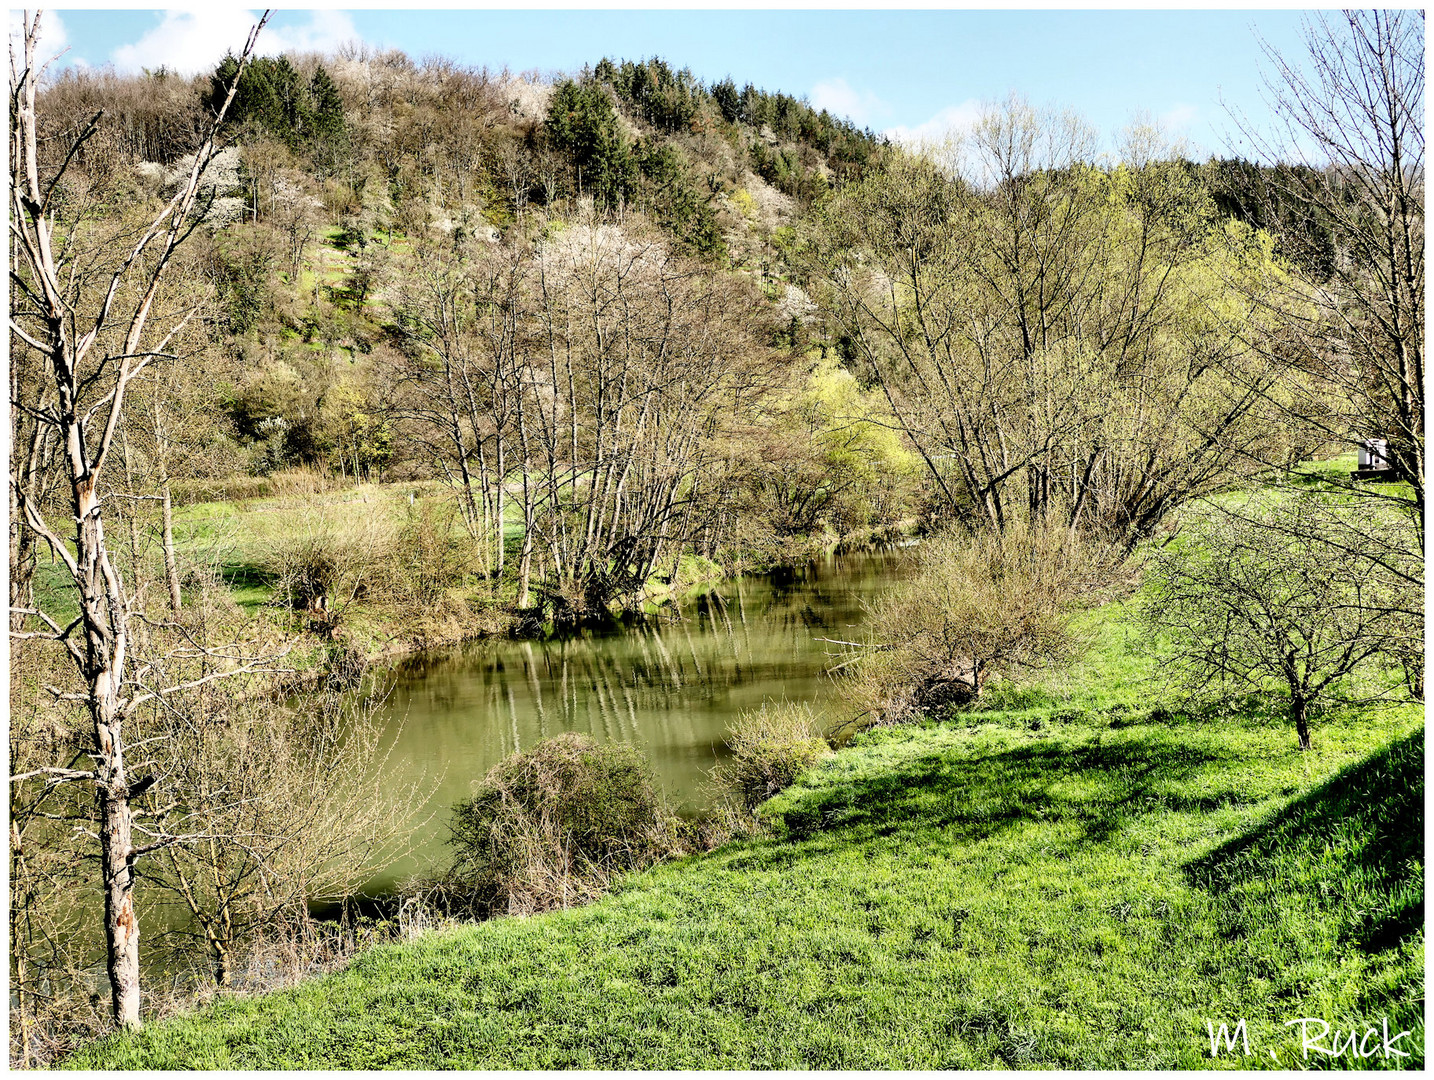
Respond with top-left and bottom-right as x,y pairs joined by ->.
1206,1017 -> 1415,1063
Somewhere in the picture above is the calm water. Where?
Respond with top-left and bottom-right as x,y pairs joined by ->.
363,546 -> 913,893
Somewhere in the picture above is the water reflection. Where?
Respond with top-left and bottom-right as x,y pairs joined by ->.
364,547 -> 911,892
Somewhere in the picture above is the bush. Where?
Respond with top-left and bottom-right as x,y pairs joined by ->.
388,500 -> 474,605
715,702 -> 831,810
437,734 -> 681,917
262,515 -> 396,615
269,533 -> 342,611
846,524 -> 1123,725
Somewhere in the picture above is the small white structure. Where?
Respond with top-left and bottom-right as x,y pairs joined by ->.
1352,437 -> 1396,482
1358,438 -> 1390,471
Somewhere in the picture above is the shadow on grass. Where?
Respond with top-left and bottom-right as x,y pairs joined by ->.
220,562 -> 275,590
734,730 -> 1234,869
1184,726 -> 1423,958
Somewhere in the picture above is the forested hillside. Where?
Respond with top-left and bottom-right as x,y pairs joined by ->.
15,43 -> 1416,622
9,11 -> 1423,1064
13,49 -> 919,619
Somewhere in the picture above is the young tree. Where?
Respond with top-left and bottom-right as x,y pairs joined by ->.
8,11 -> 268,1029
1142,493 -> 1421,749
142,679 -> 421,988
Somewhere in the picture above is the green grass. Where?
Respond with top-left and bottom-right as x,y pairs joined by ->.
42,460 -> 1427,1067
1288,451 -> 1359,485
66,684 -> 1422,1068
30,555 -> 82,624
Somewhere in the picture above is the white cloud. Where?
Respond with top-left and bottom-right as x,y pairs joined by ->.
111,9 -> 359,75
884,99 -> 984,149
810,77 -> 886,128
272,10 -> 360,56
9,10 -> 73,71
1159,103 -> 1199,132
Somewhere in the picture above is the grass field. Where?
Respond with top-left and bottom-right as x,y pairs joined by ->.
64,600 -> 1424,1069
165,477 -> 723,613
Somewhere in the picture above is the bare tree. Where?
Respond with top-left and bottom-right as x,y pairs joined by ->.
142,678 -> 423,988
391,211 -> 770,619
1231,9 -> 1424,525
807,105 -> 1289,548
529,213 -> 767,615
8,10 -> 268,1029
389,234 -> 526,573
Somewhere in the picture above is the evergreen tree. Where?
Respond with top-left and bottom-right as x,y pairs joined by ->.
545,79 -> 636,206
207,54 -> 346,155
636,141 -> 725,260
308,65 -> 346,143
711,77 -> 741,124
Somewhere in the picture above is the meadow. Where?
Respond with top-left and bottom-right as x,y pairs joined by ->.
65,604 -> 1423,1069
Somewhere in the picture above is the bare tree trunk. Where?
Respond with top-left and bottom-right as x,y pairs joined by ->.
214,940 -> 232,988
161,481 -> 182,614
8,12 -> 266,1030
74,473 -> 142,1029
9,512 -> 38,631
494,438 -> 507,579
99,776 -> 140,1026
147,397 -> 183,613
475,448 -> 494,577
515,394 -> 537,609
118,434 -> 146,590
450,435 -> 481,539
10,840 -> 35,1065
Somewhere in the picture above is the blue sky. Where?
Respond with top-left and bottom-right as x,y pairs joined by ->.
25,7 -> 1324,157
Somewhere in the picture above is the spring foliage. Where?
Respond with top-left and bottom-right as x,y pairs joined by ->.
848,525 -> 1124,724
716,702 -> 832,810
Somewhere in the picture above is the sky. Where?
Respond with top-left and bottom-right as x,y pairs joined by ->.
17,6 -> 1335,159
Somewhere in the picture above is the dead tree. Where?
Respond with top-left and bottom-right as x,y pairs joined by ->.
8,9 -> 269,1030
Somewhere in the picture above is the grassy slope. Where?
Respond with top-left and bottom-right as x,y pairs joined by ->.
66,606 -> 1423,1070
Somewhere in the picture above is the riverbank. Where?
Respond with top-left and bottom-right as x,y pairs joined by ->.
340,544 -> 916,893
64,603 -> 1424,1069
134,478 -> 917,685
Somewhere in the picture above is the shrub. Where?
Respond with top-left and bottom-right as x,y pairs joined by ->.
846,524 -> 1124,725
261,515 -> 396,615
715,701 -> 831,810
269,533 -> 341,611
388,500 -> 474,605
438,734 -> 681,917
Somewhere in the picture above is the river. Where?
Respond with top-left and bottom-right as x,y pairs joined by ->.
360,545 -> 913,894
